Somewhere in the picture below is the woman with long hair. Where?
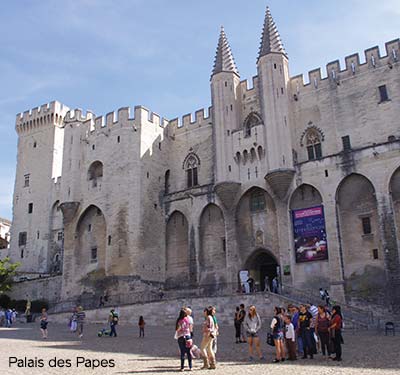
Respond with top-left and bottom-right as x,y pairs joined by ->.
329,305 -> 343,361
40,308 -> 48,339
271,306 -> 286,362
175,308 -> 192,371
201,307 -> 216,370
315,305 -> 331,357
244,305 -> 263,361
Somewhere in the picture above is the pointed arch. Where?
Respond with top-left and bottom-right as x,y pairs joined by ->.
289,183 -> 323,210
199,204 -> 226,282
336,173 -> 383,281
243,112 -> 263,138
166,210 -> 189,286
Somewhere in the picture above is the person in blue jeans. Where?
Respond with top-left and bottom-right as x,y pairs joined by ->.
298,304 -> 313,359
289,305 -> 303,355
109,309 -> 119,337
175,308 -> 192,371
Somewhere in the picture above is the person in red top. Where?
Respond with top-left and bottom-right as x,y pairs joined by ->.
315,305 -> 331,357
329,305 -> 343,361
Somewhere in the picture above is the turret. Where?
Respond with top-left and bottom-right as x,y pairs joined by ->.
211,27 -> 242,184
257,7 -> 294,199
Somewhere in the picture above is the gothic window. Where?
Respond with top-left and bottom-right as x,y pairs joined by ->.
305,129 -> 322,160
88,161 -> 103,188
250,190 -> 266,212
243,112 -> 262,138
185,155 -> 199,188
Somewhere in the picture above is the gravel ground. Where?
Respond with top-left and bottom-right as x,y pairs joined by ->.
0,322 -> 399,374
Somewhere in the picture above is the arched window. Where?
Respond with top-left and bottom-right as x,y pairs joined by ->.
305,129 -> 322,160
250,190 -> 266,211
185,155 -> 198,188
243,112 -> 262,138
88,161 -> 103,187
165,170 -> 170,193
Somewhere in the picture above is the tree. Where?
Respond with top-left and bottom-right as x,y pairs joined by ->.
0,257 -> 20,293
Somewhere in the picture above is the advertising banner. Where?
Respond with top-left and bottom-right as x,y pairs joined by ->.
292,205 -> 328,263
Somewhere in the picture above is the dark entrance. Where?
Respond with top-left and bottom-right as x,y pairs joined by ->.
245,250 -> 278,291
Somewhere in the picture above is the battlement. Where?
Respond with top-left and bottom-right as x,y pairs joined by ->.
290,39 -> 400,95
15,101 -> 70,134
239,75 -> 259,96
64,108 -> 95,123
167,107 -> 212,133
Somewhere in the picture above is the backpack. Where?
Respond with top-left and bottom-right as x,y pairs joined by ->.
111,312 -> 119,324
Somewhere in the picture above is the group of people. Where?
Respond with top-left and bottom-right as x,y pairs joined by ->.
0,308 -> 17,327
234,302 -> 344,363
175,306 -> 218,371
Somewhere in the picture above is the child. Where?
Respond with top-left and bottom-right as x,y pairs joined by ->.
138,316 -> 145,337
284,315 -> 297,360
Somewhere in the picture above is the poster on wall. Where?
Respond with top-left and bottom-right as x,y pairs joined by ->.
292,205 -> 328,263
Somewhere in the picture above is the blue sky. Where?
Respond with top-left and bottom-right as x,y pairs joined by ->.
1,0 -> 399,219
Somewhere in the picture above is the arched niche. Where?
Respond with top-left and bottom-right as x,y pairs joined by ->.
166,211 -> 189,286
199,204 -> 226,283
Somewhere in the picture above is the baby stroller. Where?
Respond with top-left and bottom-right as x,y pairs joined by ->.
97,328 -> 111,337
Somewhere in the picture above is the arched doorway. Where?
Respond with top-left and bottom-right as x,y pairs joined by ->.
244,249 -> 278,291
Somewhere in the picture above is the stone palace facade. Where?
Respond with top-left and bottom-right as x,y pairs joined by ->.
8,7 -> 400,308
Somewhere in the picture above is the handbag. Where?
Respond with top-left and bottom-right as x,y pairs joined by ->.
266,332 -> 275,347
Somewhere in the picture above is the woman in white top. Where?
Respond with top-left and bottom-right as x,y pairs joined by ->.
243,305 -> 263,361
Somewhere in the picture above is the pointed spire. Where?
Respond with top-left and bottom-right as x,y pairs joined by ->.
211,26 -> 239,78
258,6 -> 287,62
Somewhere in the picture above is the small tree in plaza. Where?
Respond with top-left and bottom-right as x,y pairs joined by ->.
0,257 -> 20,293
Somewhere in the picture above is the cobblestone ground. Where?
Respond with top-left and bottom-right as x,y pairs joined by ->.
1,323 -> 399,374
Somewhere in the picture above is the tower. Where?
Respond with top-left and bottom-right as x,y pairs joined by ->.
211,27 -> 241,184
257,7 -> 294,199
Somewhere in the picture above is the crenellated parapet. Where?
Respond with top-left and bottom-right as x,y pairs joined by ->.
167,107 -> 212,135
240,76 -> 259,97
15,101 -> 70,134
290,39 -> 400,96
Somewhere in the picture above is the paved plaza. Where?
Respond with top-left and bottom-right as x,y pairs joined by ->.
0,322 -> 399,374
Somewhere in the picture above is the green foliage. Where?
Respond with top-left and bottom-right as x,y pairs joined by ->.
0,257 -> 20,293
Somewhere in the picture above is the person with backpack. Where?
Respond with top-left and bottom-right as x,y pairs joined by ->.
109,308 -> 119,337
138,316 -> 145,338
271,307 -> 285,362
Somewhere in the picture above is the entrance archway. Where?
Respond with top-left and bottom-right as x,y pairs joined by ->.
244,249 -> 279,291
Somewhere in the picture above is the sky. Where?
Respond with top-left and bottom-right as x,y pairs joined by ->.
0,0 -> 400,220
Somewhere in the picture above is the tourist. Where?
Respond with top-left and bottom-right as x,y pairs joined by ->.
264,275 -> 270,292
185,307 -> 194,337
247,276 -> 255,293
319,288 -> 326,300
307,303 -> 318,354
271,306 -> 285,362
238,303 -> 247,343
298,304 -> 313,359
272,277 -> 279,294
210,306 -> 219,354
5,308 -> 12,327
289,305 -> 303,356
244,305 -> 263,361
69,307 -> 78,332
325,290 -> 331,306
234,306 -> 241,343
40,308 -> 48,339
138,316 -> 145,338
11,308 -> 17,323
329,305 -> 343,361
200,307 -> 216,370
76,306 -> 85,338
109,308 -> 119,337
283,314 -> 296,360
175,308 -> 192,371
316,305 -> 331,357
0,308 -> 4,326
